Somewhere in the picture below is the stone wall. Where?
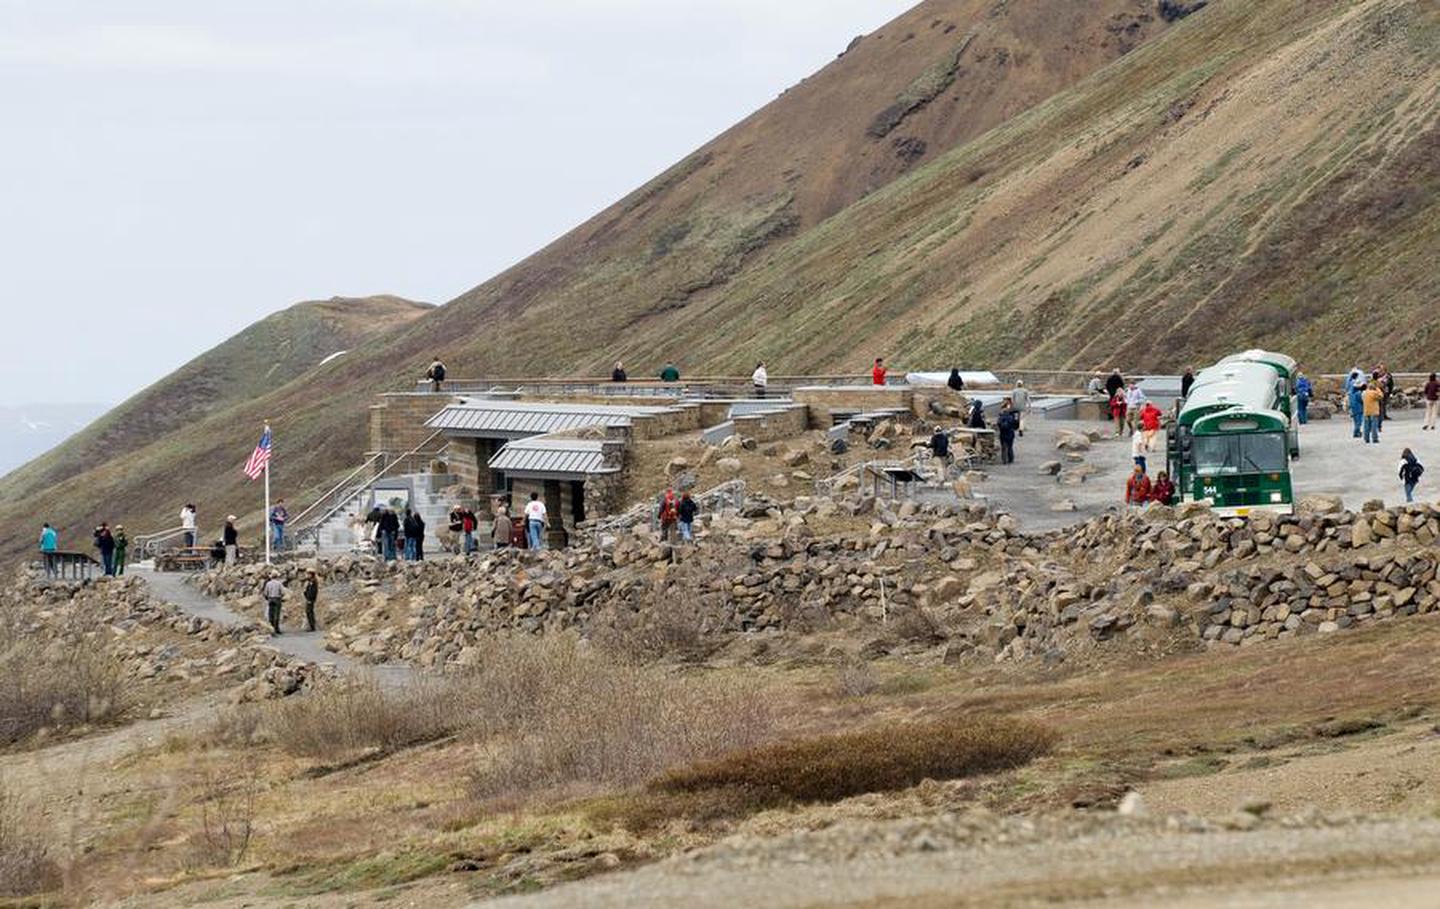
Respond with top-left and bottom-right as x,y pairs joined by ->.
733,404 -> 810,442
370,393 -> 455,462
793,386 -> 915,427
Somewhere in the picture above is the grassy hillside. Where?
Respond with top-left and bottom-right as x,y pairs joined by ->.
10,0 -> 1439,560
9,297 -> 429,549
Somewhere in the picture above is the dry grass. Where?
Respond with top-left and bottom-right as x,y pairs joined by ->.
0,782 -> 61,897
464,638 -> 774,802
0,616 -> 127,746
262,675 -> 457,759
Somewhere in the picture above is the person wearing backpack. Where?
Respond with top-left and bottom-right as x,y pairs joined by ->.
425,357 -> 447,392
657,487 -> 680,544
1400,449 -> 1425,503
1294,371 -> 1313,425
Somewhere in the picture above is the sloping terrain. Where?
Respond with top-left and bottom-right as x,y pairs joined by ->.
12,0 -> 1440,560
7,297 -> 428,549
4,0 -> 1169,559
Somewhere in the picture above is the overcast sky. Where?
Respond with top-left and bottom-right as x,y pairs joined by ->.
0,0 -> 915,407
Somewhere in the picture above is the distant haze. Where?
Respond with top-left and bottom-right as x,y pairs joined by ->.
0,403 -> 111,476
0,0 -> 915,407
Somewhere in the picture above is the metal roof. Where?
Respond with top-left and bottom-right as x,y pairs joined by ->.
488,438 -> 613,477
426,399 -> 674,439
1218,349 -> 1297,378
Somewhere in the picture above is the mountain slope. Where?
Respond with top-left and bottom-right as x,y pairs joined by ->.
10,0 -> 1440,561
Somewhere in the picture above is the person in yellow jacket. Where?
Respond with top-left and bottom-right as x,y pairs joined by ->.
1361,382 -> 1384,444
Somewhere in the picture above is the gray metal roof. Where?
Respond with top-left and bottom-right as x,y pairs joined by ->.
426,399 -> 673,439
488,438 -> 613,477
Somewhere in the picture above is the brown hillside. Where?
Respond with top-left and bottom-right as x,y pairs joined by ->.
12,0 -> 1440,562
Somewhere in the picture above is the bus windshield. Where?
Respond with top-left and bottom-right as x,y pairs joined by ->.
1192,432 -> 1288,477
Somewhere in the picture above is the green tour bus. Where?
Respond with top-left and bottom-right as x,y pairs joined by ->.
1168,353 -> 1298,516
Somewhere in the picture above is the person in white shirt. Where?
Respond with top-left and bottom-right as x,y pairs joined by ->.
752,362 -> 768,399
524,492 -> 547,550
1123,382 -> 1147,436
180,504 -> 198,548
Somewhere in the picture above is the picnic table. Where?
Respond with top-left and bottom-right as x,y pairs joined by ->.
155,546 -> 250,572
43,550 -> 102,580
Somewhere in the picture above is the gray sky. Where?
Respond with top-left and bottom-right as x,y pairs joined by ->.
0,0 -> 914,407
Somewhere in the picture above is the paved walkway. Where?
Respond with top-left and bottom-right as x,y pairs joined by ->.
135,566 -> 412,686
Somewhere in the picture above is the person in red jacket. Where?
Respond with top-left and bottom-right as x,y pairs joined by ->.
871,358 -> 887,386
1139,401 -> 1164,452
1109,389 -> 1128,438
1125,465 -> 1151,507
1150,470 -> 1175,505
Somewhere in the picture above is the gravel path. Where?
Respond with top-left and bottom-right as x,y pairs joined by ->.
485,814 -> 1440,908
135,566 -> 412,686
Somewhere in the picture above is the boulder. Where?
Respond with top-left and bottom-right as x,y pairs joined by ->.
716,458 -> 744,476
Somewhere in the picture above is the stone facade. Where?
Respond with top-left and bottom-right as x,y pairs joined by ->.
793,386 -> 915,426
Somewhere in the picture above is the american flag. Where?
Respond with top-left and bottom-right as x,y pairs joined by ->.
243,426 -> 272,480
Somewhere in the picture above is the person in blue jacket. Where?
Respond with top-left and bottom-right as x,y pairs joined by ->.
1294,371 -> 1313,425
1347,374 -> 1364,439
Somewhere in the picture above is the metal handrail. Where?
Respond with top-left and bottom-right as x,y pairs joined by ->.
290,429 -> 448,550
288,451 -> 387,529
135,525 -> 189,559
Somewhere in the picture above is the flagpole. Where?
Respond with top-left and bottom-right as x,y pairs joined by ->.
264,423 -> 272,566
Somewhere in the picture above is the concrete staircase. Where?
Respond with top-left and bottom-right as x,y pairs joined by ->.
307,473 -> 462,556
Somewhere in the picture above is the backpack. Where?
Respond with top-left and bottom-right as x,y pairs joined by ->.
1402,459 -> 1424,483
659,494 -> 679,522
432,363 -> 447,381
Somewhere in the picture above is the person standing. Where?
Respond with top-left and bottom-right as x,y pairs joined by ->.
1124,381 -> 1147,436
1362,381 -> 1383,444
1150,470 -> 1176,505
1105,369 -> 1125,400
413,511 -> 426,561
261,574 -> 285,635
929,425 -> 951,468
1294,370 -> 1313,425
967,398 -> 986,429
1125,465 -> 1151,508
1378,365 -> 1395,426
1109,388 -> 1128,438
402,509 -> 419,561
1131,428 -> 1149,475
1423,372 -> 1440,431
1348,378 -> 1365,439
1400,449 -> 1425,503
94,523 -> 116,576
180,504 -> 197,548
462,507 -> 478,554
269,499 -> 289,551
659,361 -> 681,383
657,487 -> 680,543
379,506 -> 400,561
611,361 -> 628,382
524,492 -> 547,550
350,512 -> 369,554
493,506 -> 513,550
752,362 -> 768,399
1086,374 -> 1103,397
996,400 -> 1020,465
39,523 -> 58,578
947,368 -> 965,392
113,525 -> 129,576
302,570 -> 320,632
1180,367 -> 1196,399
1011,380 -> 1031,437
871,358 -> 887,386
678,492 -> 699,543
1139,401 -> 1163,452
365,505 -> 384,556
223,515 -> 239,566
425,357 -> 447,392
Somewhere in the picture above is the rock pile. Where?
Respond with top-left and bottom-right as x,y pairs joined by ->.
184,494 -> 1440,671
7,569 -> 328,702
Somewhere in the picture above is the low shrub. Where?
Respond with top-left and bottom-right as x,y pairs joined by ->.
0,633 -> 127,746
263,675 -> 456,759
0,783 -> 61,896
654,714 -> 1056,807
464,638 -> 774,802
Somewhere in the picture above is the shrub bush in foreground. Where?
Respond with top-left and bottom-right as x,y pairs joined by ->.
593,714 -> 1059,828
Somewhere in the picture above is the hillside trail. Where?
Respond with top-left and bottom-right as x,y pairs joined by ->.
135,566 -> 413,687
